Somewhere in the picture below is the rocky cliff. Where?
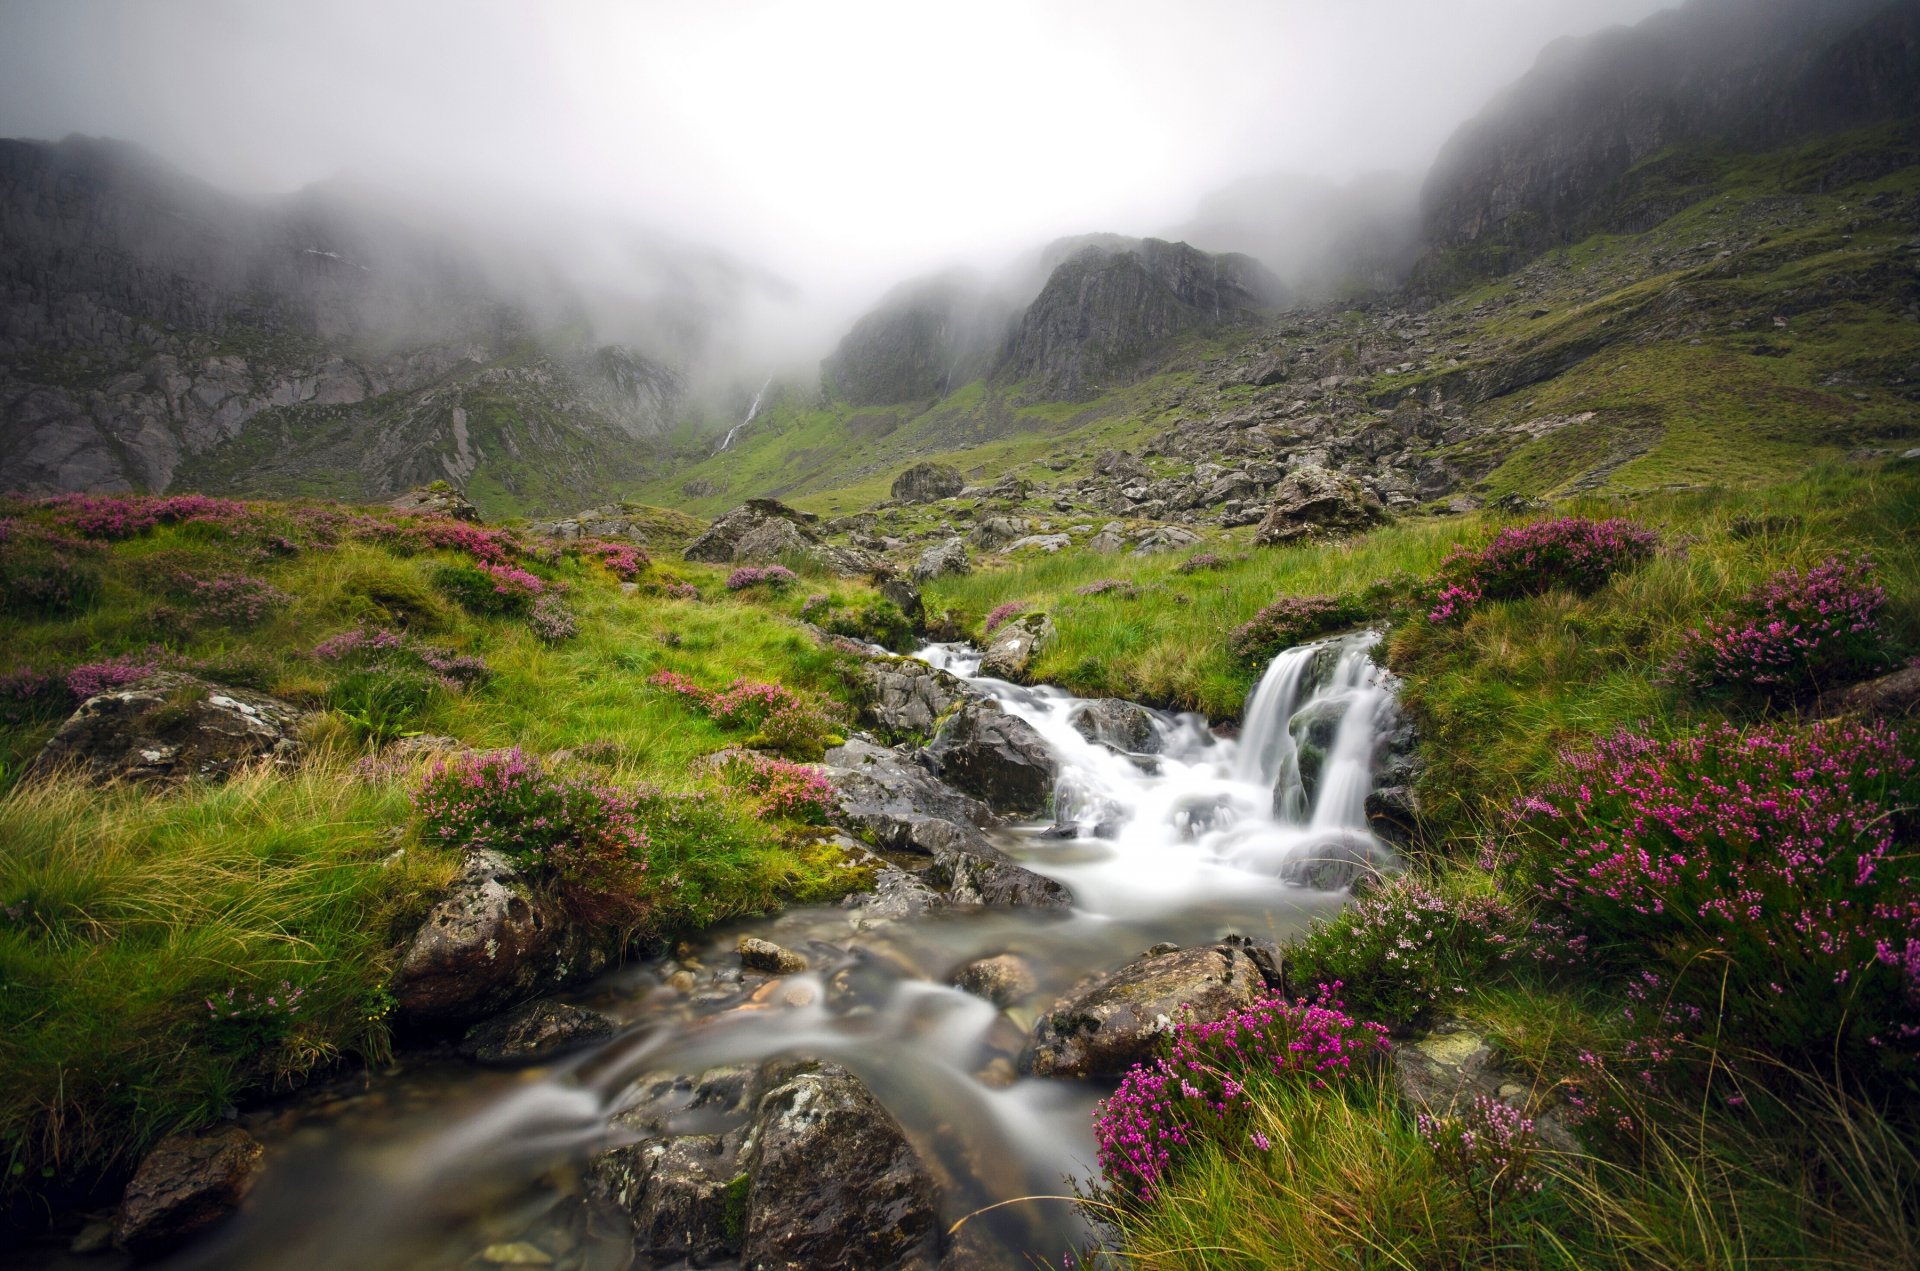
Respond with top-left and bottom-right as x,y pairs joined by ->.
0,136 -> 688,509
819,273 -> 1012,406
1418,0 -> 1920,288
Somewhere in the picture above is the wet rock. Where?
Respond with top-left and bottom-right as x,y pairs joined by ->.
823,738 -> 999,851
912,536 -> 970,582
1365,785 -> 1421,848
742,1063 -> 941,1271
480,1241 -> 553,1265
388,484 -> 481,522
926,849 -> 1071,909
1816,665 -> 1920,720
1281,831 -> 1398,891
1022,942 -> 1273,1079
874,572 -> 927,631
389,850 -> 621,1027
892,461 -> 966,504
1393,1022 -> 1577,1154
113,1125 -> 264,1256
594,1133 -> 742,1266
1252,465 -> 1388,545
853,657 -> 973,744
738,936 -> 809,975
843,864 -> 946,924
978,612 -> 1055,681
27,673 -> 306,786
458,1000 -> 617,1067
1068,699 -> 1160,754
921,701 -> 1058,817
951,954 -> 1038,1007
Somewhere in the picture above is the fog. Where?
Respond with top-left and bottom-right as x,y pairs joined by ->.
0,0 -> 1680,375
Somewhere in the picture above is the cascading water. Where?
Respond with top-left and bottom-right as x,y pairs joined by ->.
156,633 -> 1404,1271
715,376 -> 772,453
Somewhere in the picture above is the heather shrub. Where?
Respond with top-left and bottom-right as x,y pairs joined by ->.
725,564 -> 798,592
983,601 -> 1023,636
720,752 -> 834,822
1670,553 -> 1889,701
1425,517 -> 1658,624
1076,578 -> 1138,598
1176,552 -> 1226,575
1418,1095 -> 1544,1216
1286,875 -> 1515,1030
431,561 -> 547,615
177,572 -> 292,628
40,493 -> 254,541
0,669 -> 66,726
1093,990 -> 1389,1201
1228,594 -> 1366,663
0,555 -> 101,617
665,582 -> 699,601
413,748 -> 649,926
529,594 -> 579,643
1509,718 -> 1920,1067
576,537 -> 648,581
649,671 -> 843,760
66,656 -> 160,700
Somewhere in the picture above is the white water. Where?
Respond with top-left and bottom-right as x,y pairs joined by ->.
156,635 -> 1402,1271
715,376 -> 772,453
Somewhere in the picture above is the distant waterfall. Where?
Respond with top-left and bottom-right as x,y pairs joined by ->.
716,376 -> 772,453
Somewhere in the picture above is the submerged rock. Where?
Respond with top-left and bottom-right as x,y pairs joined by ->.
920,701 -> 1058,818
925,848 -> 1071,910
978,613 -> 1055,681
1022,941 -> 1278,1079
742,1063 -> 941,1271
458,1000 -> 616,1067
113,1125 -> 264,1256
951,954 -> 1039,1008
738,936 -> 809,975
27,673 -> 306,786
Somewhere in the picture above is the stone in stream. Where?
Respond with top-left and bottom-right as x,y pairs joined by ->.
738,936 -> 809,975
977,612 -> 1055,681
925,849 -> 1071,910
458,1000 -> 617,1067
1068,698 -> 1161,754
388,850 -> 622,1027
951,954 -> 1038,1008
823,738 -> 999,849
852,656 -> 974,744
113,1125 -> 265,1256
1021,940 -> 1282,1079
1281,830 -> 1398,892
26,673 -> 307,786
919,701 -> 1057,817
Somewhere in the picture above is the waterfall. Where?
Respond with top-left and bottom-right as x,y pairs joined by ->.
716,376 -> 772,453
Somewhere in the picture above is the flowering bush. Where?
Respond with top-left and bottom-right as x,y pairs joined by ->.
1228,594 -> 1366,663
314,626 -> 488,689
1075,579 -> 1137,598
432,562 -> 548,615
413,748 -> 650,925
1669,554 -> 1889,701
1509,718 -> 1920,1064
725,564 -> 798,592
0,668 -> 65,725
369,516 -> 522,566
1093,990 -> 1388,1200
204,980 -> 308,1051
721,752 -> 835,821
648,671 -> 842,760
576,537 -> 648,581
178,572 -> 292,627
1426,517 -> 1659,624
41,493 -> 254,541
666,582 -> 698,600
529,595 -> 579,643
1287,876 -> 1515,1029
983,601 -> 1023,635
1418,1095 -> 1544,1212
1176,552 -> 1226,575
66,656 -> 158,700
1,554 -> 101,616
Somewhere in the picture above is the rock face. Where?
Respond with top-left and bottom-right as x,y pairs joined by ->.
890,461 -> 966,504
457,1000 -> 616,1067
979,613 -> 1055,681
1002,237 -> 1281,399
589,1060 -> 941,1271
0,136 -> 685,504
742,1064 -> 941,1271
1252,465 -> 1388,544
1023,941 -> 1279,1079
853,656 -> 973,743
27,673 -> 306,785
1069,699 -> 1161,754
1817,665 -> 1920,720
113,1125 -> 264,1256
911,536 -> 969,582
920,701 -> 1058,817
388,850 -> 621,1027
822,273 -> 1010,407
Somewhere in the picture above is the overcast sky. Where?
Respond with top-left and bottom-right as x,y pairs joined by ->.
0,0 -> 1679,342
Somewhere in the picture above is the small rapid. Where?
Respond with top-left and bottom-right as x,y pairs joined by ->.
158,634 -> 1403,1270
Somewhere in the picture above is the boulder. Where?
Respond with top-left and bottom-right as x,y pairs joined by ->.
951,954 -> 1038,1008
1129,525 -> 1203,555
1006,534 -> 1072,554
684,499 -> 881,576
1253,466 -> 1388,545
113,1125 -> 264,1256
1281,830 -> 1398,892
921,701 -> 1058,817
738,936 -> 809,975
912,536 -> 970,582
1022,941 -> 1277,1079
824,738 -> 999,851
742,1063 -> 941,1270
1087,522 -> 1129,553
853,657 -> 973,743
1816,665 -> 1920,720
873,572 -> 927,631
389,484 -> 481,522
925,848 -> 1071,909
27,673 -> 306,786
968,515 -> 1029,550
979,613 -> 1055,681
892,462 -> 966,504
685,498 -> 820,562
458,1000 -> 616,1067
388,850 -> 622,1027
1069,699 -> 1160,754
1094,449 -> 1151,484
